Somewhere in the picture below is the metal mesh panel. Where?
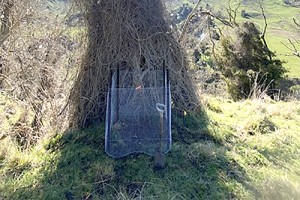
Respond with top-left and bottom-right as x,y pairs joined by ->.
105,69 -> 171,158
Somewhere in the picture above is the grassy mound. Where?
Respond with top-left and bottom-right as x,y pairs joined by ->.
1,95 -> 299,199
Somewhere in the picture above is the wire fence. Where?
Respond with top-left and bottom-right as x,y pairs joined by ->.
105,69 -> 171,158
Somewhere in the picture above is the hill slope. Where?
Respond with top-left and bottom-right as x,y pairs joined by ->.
166,0 -> 300,77
1,96 -> 299,199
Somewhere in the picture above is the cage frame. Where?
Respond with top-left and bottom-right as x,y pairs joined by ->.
105,63 -> 171,158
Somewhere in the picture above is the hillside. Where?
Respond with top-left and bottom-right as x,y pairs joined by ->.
43,0 -> 300,77
0,0 -> 300,199
166,0 -> 300,77
1,94 -> 300,199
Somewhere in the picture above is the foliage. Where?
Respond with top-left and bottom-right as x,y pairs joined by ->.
216,22 -> 286,100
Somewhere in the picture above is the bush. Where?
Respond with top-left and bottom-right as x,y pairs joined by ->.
216,22 -> 286,100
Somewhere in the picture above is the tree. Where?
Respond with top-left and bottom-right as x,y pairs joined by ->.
70,0 -> 200,128
216,21 -> 286,100
289,18 -> 300,58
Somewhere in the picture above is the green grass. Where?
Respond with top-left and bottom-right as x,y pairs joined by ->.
1,95 -> 299,199
266,33 -> 300,77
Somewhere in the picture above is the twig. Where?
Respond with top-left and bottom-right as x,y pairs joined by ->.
288,38 -> 298,53
281,39 -> 300,58
179,0 -> 202,42
259,1 -> 272,61
207,16 -> 217,61
226,0 -> 240,26
293,18 -> 300,27
201,11 -> 234,27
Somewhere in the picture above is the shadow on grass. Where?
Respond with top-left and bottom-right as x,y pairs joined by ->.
5,108 -> 259,199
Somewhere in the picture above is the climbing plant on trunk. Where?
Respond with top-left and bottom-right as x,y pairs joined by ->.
70,0 -> 200,128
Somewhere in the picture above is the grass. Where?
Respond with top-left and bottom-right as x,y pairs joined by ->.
1,94 -> 299,199
266,33 -> 300,78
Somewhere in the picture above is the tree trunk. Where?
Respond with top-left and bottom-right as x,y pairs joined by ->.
70,0 -> 200,128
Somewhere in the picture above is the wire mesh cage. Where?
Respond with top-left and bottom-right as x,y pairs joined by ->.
105,67 -> 171,158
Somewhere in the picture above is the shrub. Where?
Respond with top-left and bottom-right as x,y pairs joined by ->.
216,22 -> 286,100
